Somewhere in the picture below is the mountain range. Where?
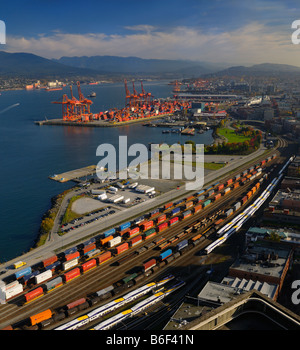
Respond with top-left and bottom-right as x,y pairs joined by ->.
1,50 -> 300,79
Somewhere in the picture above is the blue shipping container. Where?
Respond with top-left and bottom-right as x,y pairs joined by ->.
160,249 -> 173,261
196,190 -> 205,196
103,228 -> 116,237
176,239 -> 188,251
45,261 -> 61,271
64,247 -> 78,256
119,221 -> 131,232
15,266 -> 32,279
171,207 -> 181,216
83,238 -> 96,247
182,210 -> 192,218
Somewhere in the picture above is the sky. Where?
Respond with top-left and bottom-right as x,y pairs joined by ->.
1,0 -> 300,66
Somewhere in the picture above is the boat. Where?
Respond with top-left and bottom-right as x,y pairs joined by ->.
89,92 -> 96,97
45,87 -> 63,91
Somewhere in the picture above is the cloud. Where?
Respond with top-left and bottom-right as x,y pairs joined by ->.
4,21 -> 299,66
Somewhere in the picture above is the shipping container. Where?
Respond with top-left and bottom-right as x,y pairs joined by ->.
182,210 -> 192,219
81,259 -> 97,273
64,247 -> 78,256
214,193 -> 221,201
225,209 -> 233,217
63,258 -> 78,271
142,220 -> 154,231
207,190 -> 215,197
42,256 -> 57,268
134,216 -> 145,225
97,251 -> 112,264
169,216 -> 179,226
224,187 -> 231,195
156,214 -> 166,224
82,243 -> 96,256
66,298 -> 86,310
164,202 -> 173,210
127,226 -> 140,238
115,243 -> 129,255
103,228 -> 116,237
24,287 -> 44,303
217,184 -> 224,191
203,199 -> 211,208
129,235 -> 143,247
143,258 -> 157,272
240,177 -> 247,184
186,195 -> 194,202
159,249 -> 173,261
64,268 -> 80,283
119,221 -> 131,232
158,222 -> 168,232
176,239 -> 188,251
242,195 -> 248,204
234,202 -> 241,211
15,266 -> 32,280
226,178 -> 233,186
65,251 -> 80,261
194,203 -> 202,213
44,277 -> 63,292
45,261 -> 61,272
108,236 -> 122,248
246,191 -> 253,199
171,207 -> 181,216
30,309 -> 52,326
100,235 -> 114,246
35,270 -> 52,285
150,209 -> 160,218
185,201 -> 194,209
5,283 -> 23,300
122,273 -> 138,284
143,228 -> 156,240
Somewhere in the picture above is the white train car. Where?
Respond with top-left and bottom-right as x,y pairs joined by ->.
92,309 -> 132,330
54,315 -> 89,330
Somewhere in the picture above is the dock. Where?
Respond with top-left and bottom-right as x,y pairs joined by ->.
181,127 -> 195,135
49,165 -> 98,183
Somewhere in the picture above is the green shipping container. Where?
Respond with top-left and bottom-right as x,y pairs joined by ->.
122,273 -> 138,284
143,228 -> 156,238
203,199 -> 211,208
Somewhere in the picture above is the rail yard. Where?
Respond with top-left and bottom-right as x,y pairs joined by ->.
0,135 -> 294,330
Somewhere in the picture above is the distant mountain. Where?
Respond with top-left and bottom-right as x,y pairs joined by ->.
210,63 -> 300,77
53,55 -> 224,77
0,51 -> 100,78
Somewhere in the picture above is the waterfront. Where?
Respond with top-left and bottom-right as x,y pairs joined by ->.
0,81 -> 214,261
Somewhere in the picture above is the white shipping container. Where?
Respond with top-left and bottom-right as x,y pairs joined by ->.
63,258 -> 78,271
109,195 -> 124,203
5,280 -> 20,291
5,283 -> 23,299
108,236 -> 122,248
128,182 -> 138,189
92,189 -> 106,195
35,270 -> 52,284
123,198 -> 131,203
98,194 -> 107,200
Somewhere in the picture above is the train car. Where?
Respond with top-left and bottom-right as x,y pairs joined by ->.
157,222 -> 168,232
66,298 -> 86,310
35,270 -> 52,285
164,202 -> 173,211
82,243 -> 96,256
149,209 -> 160,218
119,221 -> 131,233
42,255 -> 58,268
108,236 -> 122,248
226,178 -> 233,187
176,239 -> 188,252
62,258 -> 78,271
246,190 -> 253,200
194,203 -> 202,213
225,209 -> 233,217
54,315 -> 90,330
182,210 -> 192,220
115,243 -> 129,255
102,228 -> 116,238
170,207 -> 181,217
127,226 -> 140,238
141,220 -> 154,231
30,309 -> 52,326
240,177 -> 247,185
64,251 -> 80,262
217,184 -> 224,192
100,235 -> 114,246
143,228 -> 156,240
24,286 -> 44,303
63,268 -> 80,283
184,201 -> 194,210
169,216 -> 179,226
214,193 -> 221,201
81,259 -> 97,273
44,276 -> 63,293
15,266 -> 32,280
202,199 -> 211,208
97,251 -> 112,265
159,249 -> 173,261
129,235 -> 143,247
156,214 -> 166,225
143,258 -> 157,272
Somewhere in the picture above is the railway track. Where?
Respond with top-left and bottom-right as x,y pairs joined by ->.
0,137 -> 292,329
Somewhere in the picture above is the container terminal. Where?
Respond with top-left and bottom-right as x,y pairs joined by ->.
35,80 -> 191,127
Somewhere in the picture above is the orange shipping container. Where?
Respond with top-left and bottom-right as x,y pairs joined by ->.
64,268 -> 80,283
97,251 -> 111,264
100,235 -> 113,246
30,309 -> 52,326
81,259 -> 97,273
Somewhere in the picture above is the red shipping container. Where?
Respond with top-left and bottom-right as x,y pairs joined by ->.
186,195 -> 194,202
64,268 -> 80,283
115,243 -> 129,255
214,193 -> 221,201
130,235 -> 143,247
233,182 -> 239,189
119,228 -> 130,237
242,196 -> 248,204
217,184 -> 224,191
142,220 -> 154,231
143,258 -> 156,272
194,204 -> 202,213
65,251 -> 80,261
97,251 -> 111,264
128,227 -> 140,237
158,222 -> 168,232
81,259 -> 97,273
226,178 -> 233,186
66,298 -> 86,310
170,217 -> 179,226
157,214 -> 166,224
164,202 -> 173,210
43,255 -> 58,268
25,287 -> 44,303
83,244 -> 96,254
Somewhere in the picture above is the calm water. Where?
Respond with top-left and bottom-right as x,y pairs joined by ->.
0,81 -> 213,261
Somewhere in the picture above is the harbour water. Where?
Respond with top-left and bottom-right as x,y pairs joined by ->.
0,81 -> 213,261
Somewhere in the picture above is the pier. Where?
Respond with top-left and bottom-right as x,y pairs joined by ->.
49,165 -> 98,183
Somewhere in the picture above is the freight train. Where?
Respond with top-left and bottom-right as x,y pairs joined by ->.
1,154 -> 276,305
